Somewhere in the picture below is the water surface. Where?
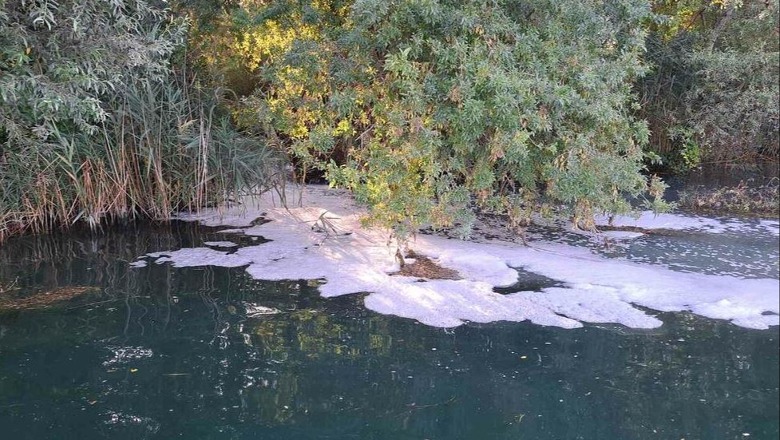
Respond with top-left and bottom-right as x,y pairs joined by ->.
0,223 -> 777,439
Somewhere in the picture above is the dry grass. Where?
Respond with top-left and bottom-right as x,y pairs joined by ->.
0,76 -> 282,243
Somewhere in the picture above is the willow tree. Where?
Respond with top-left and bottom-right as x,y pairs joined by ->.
207,0 -> 667,237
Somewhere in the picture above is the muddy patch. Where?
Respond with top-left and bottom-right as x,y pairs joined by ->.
392,250 -> 461,281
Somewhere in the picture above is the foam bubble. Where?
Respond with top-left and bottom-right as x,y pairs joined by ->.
147,248 -> 251,268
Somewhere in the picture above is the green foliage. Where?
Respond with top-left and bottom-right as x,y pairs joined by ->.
639,0 -> 779,168
222,0 -> 667,236
669,126 -> 703,171
0,0 -> 280,241
686,44 -> 779,163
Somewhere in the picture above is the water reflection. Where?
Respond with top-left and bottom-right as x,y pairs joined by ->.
0,225 -> 777,439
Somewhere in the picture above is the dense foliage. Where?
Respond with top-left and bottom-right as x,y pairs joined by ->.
2,0 -> 775,241
0,0 -> 278,241
193,0 -> 668,236
639,0 -> 779,170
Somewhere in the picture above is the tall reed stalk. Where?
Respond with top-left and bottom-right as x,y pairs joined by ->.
0,72 -> 281,242
0,0 -> 283,242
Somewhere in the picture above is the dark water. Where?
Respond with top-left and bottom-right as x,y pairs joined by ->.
0,224 -> 777,440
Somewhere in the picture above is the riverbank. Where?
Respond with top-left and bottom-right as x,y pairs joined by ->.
678,181 -> 779,218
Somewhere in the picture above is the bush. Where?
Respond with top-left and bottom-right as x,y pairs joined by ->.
218,0 -> 668,237
639,0 -> 779,169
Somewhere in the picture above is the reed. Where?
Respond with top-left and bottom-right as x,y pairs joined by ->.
0,72 -> 282,242
0,0 -> 283,242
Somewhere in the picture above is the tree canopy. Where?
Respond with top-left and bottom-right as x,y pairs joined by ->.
193,0 -> 669,236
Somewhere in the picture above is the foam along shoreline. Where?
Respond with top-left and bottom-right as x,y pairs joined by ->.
135,185 -> 780,330
596,211 -> 780,236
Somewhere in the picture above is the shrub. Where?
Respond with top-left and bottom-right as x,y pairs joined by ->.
222,0 -> 668,237
639,0 -> 779,169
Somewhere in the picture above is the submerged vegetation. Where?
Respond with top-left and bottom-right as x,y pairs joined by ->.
0,0 -> 777,242
0,285 -> 99,310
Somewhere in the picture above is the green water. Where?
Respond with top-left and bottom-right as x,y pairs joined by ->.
0,224 -> 777,439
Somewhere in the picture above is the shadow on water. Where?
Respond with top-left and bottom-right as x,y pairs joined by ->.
0,224 -> 777,440
492,269 -> 566,294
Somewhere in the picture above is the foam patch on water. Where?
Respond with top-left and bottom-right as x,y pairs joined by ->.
143,186 -> 779,330
217,229 -> 247,234
103,411 -> 160,435
147,248 -> 250,268
203,241 -> 238,247
596,211 -> 726,232
243,302 -> 281,317
759,219 -> 780,236
173,211 -> 257,228
601,230 -> 644,240
596,211 -> 780,236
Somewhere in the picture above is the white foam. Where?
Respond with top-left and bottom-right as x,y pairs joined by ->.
596,211 -> 728,232
144,186 -> 779,330
243,302 -> 280,317
203,241 -> 238,247
147,248 -> 251,268
759,219 -> 780,236
103,346 -> 153,367
597,211 -> 780,237
173,211 -> 256,228
601,230 -> 644,240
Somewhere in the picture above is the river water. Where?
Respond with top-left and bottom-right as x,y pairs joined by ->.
0,219 -> 777,439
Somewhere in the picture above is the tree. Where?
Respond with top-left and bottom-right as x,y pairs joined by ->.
215,0 -> 667,237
